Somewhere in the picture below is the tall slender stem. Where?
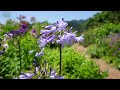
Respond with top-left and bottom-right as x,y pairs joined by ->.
18,40 -> 21,75
59,44 -> 62,76
59,30 -> 62,77
44,63 -> 46,79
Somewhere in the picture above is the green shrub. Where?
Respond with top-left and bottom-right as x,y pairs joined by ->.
39,47 -> 108,79
87,44 -> 106,59
80,29 -> 96,47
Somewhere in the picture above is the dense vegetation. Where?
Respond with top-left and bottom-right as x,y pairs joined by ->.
1,11 -> 120,79
0,14 -> 108,79
77,11 -> 120,70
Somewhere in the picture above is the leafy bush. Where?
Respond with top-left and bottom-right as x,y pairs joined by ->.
38,47 -> 108,79
81,23 -> 120,47
80,29 -> 96,47
87,44 -> 106,59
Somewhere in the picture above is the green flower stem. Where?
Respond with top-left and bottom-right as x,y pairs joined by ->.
59,44 -> 62,76
59,31 -> 62,77
18,39 -> 21,75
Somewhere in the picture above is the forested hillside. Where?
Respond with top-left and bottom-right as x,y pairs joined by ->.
78,11 -> 120,70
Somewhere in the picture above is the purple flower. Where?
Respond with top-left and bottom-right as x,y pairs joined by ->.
35,51 -> 44,57
56,32 -> 84,46
41,30 -> 52,36
49,67 -> 64,79
75,34 -> 84,42
0,51 -> 4,55
49,70 -> 57,79
21,24 -> 27,29
46,35 -> 56,43
12,30 -> 19,36
32,30 -> 36,33
8,33 -> 13,38
50,26 -> 57,32
38,37 -> 47,48
56,76 -> 64,79
36,66 -> 41,72
41,26 -> 56,36
19,29 -> 26,34
56,33 -> 76,45
19,73 -> 35,79
56,35 -> 68,47
65,32 -> 76,40
33,59 -> 37,65
55,18 -> 68,31
39,18 -> 84,49
68,27 -> 73,33
43,25 -> 54,30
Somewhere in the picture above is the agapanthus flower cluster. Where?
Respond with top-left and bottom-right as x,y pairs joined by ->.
38,18 -> 84,49
36,60 -> 64,79
3,24 -> 28,42
31,29 -> 38,38
14,59 -> 64,79
49,67 -> 64,79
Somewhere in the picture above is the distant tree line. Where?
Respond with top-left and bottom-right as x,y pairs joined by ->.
67,11 -> 120,32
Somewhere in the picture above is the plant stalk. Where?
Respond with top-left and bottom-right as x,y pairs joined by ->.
59,44 -> 62,76
18,40 -> 21,75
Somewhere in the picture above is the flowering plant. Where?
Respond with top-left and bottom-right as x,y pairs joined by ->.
36,18 -> 84,76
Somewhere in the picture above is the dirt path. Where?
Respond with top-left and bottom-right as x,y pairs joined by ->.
73,43 -> 120,79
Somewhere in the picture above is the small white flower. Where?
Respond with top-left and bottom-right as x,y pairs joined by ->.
29,50 -> 35,54
3,43 -> 9,50
36,66 -> 40,72
8,33 -> 13,38
13,77 -> 18,79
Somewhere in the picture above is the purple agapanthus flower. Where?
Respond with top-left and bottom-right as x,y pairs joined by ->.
39,38 -> 47,48
68,27 -> 73,33
43,25 -> 54,30
76,34 -> 84,42
46,35 -> 56,43
35,51 -> 44,57
56,32 -> 77,46
41,30 -> 52,36
56,76 -> 64,79
40,27 -> 56,37
12,30 -> 19,36
33,59 -> 37,66
19,29 -> 26,34
18,65 -> 41,79
19,73 -> 35,79
55,18 -> 68,31
21,24 -> 27,29
31,30 -> 36,33
0,51 -> 5,55
38,18 -> 84,48
49,67 -> 64,79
